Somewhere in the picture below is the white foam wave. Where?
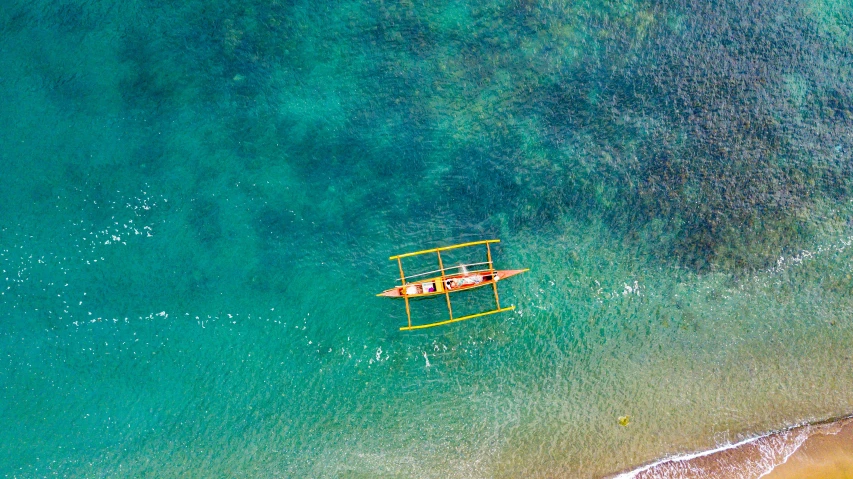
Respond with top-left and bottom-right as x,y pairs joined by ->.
610,424 -> 811,479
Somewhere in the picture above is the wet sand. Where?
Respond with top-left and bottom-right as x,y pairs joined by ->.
614,417 -> 853,479
765,418 -> 853,479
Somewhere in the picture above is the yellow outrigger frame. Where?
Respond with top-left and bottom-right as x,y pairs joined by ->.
388,239 -> 518,331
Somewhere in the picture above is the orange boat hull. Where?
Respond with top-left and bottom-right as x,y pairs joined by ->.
377,269 -> 528,298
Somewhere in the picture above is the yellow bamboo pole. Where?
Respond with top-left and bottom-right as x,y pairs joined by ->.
390,239 -> 500,260
437,251 -> 453,320
399,306 -> 515,331
398,257 -> 411,328
487,243 -> 501,309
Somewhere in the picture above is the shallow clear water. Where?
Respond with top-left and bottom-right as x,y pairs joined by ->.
1,0 -> 852,477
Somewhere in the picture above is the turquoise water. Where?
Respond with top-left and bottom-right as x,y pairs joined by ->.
1,0 -> 852,477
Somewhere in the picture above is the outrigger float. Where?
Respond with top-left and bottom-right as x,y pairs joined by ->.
378,239 -> 528,331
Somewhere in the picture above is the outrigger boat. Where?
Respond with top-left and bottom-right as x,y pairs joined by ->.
378,239 -> 528,331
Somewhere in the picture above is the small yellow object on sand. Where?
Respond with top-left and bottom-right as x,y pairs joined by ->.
618,415 -> 631,427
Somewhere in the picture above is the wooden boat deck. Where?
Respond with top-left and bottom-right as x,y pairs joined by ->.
377,269 -> 528,298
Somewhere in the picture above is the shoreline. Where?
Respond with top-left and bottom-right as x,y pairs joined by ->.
610,415 -> 853,479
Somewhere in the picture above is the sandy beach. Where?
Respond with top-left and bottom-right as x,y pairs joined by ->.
614,417 -> 853,478
766,418 -> 853,479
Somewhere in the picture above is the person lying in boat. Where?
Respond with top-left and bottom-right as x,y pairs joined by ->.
449,274 -> 483,288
